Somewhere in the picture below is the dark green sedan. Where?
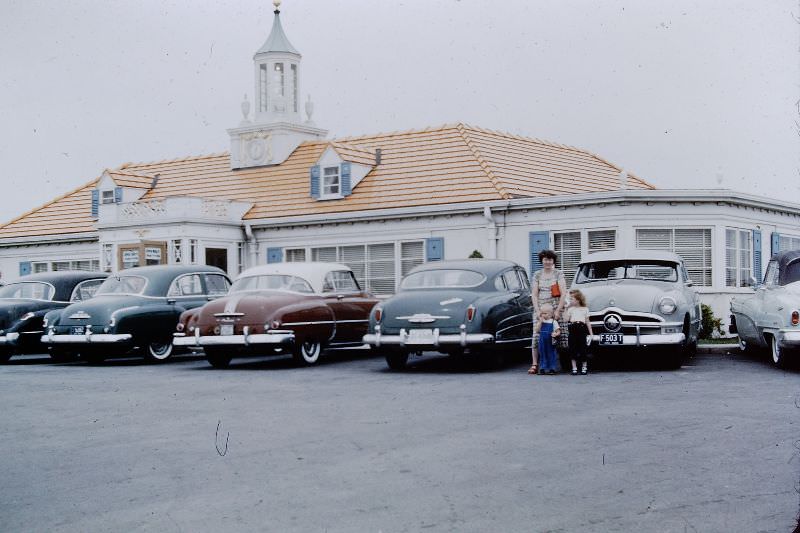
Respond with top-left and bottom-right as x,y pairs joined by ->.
363,259 -> 533,370
41,265 -> 230,363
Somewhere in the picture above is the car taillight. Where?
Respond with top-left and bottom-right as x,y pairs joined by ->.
466,305 -> 476,322
374,308 -> 383,323
792,310 -> 799,326
176,322 -> 185,332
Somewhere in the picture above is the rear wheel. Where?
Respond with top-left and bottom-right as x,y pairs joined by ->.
205,347 -> 232,369
292,339 -> 322,366
770,336 -> 786,369
385,350 -> 409,371
144,337 -> 174,362
660,347 -> 684,370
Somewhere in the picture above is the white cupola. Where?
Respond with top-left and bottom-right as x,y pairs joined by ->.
228,0 -> 328,170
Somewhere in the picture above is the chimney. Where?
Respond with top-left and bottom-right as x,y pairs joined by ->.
375,148 -> 382,165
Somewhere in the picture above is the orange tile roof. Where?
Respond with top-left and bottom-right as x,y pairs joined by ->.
0,123 -> 655,239
106,169 -> 155,189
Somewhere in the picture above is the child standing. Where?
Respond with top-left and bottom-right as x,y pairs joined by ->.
533,303 -> 561,375
564,289 -> 593,375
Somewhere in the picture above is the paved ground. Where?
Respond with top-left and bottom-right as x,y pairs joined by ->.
0,348 -> 798,533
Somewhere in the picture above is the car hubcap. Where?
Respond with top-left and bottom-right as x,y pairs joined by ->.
149,340 -> 173,360
772,337 -> 780,364
301,341 -> 320,363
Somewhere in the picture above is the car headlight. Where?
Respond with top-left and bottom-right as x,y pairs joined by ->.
658,297 -> 677,315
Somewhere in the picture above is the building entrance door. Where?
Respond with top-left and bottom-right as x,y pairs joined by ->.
205,248 -> 227,272
118,241 -> 168,270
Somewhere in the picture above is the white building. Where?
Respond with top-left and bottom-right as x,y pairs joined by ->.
0,3 -> 798,330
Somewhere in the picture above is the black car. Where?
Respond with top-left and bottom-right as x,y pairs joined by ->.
42,265 -> 231,363
363,259 -> 533,369
0,271 -> 108,362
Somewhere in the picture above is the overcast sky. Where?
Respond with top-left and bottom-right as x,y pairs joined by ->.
1,0 -> 798,224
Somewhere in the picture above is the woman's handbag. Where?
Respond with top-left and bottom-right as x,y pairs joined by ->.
550,282 -> 561,298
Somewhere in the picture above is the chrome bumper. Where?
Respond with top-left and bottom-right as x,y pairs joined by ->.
363,326 -> 494,347
41,332 -> 133,344
777,329 -> 800,347
589,332 -> 685,347
173,328 -> 294,347
0,332 -> 20,344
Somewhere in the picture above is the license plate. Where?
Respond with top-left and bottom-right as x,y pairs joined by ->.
220,324 -> 234,336
70,326 -> 85,335
407,329 -> 434,344
599,333 -> 624,345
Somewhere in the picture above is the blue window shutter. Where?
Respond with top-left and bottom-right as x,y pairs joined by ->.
19,261 -> 31,277
267,247 -> 283,264
529,231 -> 550,278
752,229 -> 762,283
114,187 -> 123,203
771,232 -> 780,256
310,165 -> 321,199
91,190 -> 99,218
426,238 -> 444,261
340,162 -> 352,196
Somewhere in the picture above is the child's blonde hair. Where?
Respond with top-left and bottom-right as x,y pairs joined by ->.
569,289 -> 587,306
539,303 -> 554,315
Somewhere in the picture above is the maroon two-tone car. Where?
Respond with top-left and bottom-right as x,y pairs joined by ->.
173,262 -> 379,368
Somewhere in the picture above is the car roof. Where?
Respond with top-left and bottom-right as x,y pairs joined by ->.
110,265 -> 228,296
408,259 -> 521,276
236,262 -> 354,294
578,250 -> 683,264
772,250 -> 800,270
15,271 -> 108,283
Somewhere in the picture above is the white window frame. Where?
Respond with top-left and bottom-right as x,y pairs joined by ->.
778,234 -> 800,251
321,166 -> 341,198
635,227 -> 712,287
101,190 -> 115,204
725,228 -> 752,288
553,231 -> 582,287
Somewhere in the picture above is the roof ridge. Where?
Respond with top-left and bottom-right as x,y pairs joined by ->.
332,123 -> 463,143
106,168 -> 155,178
456,124 -> 510,200
118,151 -> 230,170
0,177 -> 99,229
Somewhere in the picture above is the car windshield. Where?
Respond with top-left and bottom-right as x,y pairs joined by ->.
231,274 -> 314,294
400,269 -> 486,289
575,260 -> 679,283
0,282 -> 55,300
95,275 -> 148,295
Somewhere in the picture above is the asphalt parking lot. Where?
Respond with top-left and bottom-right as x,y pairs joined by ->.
0,348 -> 798,533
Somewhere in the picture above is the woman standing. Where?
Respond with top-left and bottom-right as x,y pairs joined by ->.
528,249 -> 567,375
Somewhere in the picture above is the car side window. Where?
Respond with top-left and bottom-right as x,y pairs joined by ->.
502,270 -> 522,291
323,271 -> 360,293
204,274 -> 230,297
516,269 -> 531,290
168,274 -> 204,297
494,276 -> 506,291
70,279 -> 105,302
763,260 -> 779,286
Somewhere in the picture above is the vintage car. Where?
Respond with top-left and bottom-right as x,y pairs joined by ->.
0,271 -> 107,362
362,259 -> 533,370
574,250 -> 701,367
41,265 -> 230,363
730,250 -> 800,368
173,262 -> 378,368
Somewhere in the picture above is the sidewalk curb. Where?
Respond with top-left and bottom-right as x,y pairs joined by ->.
697,344 -> 739,355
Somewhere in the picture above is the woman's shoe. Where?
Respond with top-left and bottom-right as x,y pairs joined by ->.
571,369 -> 578,375
527,365 -> 538,375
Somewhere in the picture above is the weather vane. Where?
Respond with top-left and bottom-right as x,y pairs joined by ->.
273,0 -> 281,13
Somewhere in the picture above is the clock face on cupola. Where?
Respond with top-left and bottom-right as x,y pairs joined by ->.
227,0 -> 328,169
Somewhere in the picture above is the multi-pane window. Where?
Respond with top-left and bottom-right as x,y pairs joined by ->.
553,231 -> 581,287
291,64 -> 298,112
588,229 -> 616,254
274,63 -> 284,96
101,190 -> 115,204
295,240 -> 425,296
725,229 -> 752,287
32,259 -> 100,273
778,234 -> 800,251
285,248 -> 306,262
189,239 -> 198,264
322,166 -> 340,196
259,64 -> 268,112
636,228 -> 712,286
170,239 -> 183,264
102,244 -> 113,271
237,243 -> 246,274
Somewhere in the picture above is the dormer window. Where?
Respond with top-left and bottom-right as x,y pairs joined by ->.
101,190 -> 115,204
322,166 -> 340,197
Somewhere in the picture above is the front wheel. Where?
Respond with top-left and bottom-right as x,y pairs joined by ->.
385,350 -> 409,371
292,339 -> 322,366
205,347 -> 232,369
771,336 -> 786,368
0,348 -> 11,364
144,337 -> 174,362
